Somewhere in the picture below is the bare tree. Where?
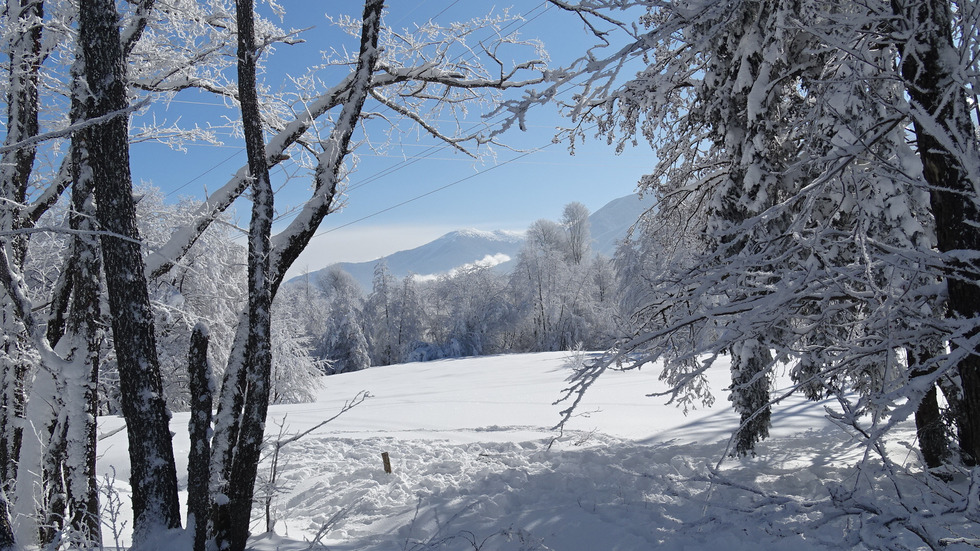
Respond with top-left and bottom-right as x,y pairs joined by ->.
207,0 -> 290,547
0,0 -> 43,545
562,202 -> 591,265
0,1 -> 548,547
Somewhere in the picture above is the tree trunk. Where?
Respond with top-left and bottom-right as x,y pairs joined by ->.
0,501 -> 12,551
0,4 -> 45,542
907,346 -> 950,470
37,48 -> 105,551
915,384 -> 948,468
209,1 -> 276,548
62,136 -> 104,547
893,0 -> 980,465
209,2 -> 385,548
729,339 -> 772,457
79,0 -> 181,538
39,418 -> 66,546
187,324 -> 212,551
936,372 -> 971,462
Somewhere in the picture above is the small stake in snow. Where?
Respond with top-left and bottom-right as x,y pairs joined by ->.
381,452 -> 392,474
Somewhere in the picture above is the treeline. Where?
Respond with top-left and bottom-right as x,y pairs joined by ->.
22,194 -> 629,415
289,202 -> 624,373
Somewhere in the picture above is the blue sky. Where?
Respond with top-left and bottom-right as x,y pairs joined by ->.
127,1 -> 651,276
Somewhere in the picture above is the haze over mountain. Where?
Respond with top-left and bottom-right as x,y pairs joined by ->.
292,193 -> 655,290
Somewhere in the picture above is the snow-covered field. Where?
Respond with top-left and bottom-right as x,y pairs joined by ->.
97,352 -> 978,550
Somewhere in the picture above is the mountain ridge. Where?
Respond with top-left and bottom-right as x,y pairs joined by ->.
291,193 -> 654,290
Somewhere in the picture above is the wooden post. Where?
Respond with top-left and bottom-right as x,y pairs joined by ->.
381,451 -> 392,474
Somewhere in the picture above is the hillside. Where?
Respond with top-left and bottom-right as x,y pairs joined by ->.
327,229 -> 524,290
294,193 -> 655,290
588,192 -> 654,254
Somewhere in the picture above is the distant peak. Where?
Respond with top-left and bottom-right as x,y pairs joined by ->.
445,228 -> 524,242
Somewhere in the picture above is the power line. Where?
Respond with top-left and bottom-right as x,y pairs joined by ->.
166,147 -> 244,197
425,0 -> 463,22
316,145 -> 549,237
165,1 -> 561,226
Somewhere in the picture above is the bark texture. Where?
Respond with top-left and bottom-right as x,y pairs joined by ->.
908,346 -> 950,469
79,0 -> 181,538
893,0 -> 980,465
210,2 -> 385,549
187,325 -> 212,551
63,143 -> 104,547
210,1 -> 276,548
0,4 -> 44,540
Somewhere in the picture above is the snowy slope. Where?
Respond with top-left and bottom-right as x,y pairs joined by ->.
95,352 -> 974,550
328,229 -> 524,290
588,193 -> 655,255
292,194 -> 655,291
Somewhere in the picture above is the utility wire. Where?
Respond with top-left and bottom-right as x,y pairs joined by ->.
166,1 -> 562,229
317,146 -> 548,236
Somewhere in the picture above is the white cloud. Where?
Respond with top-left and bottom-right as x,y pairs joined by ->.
412,253 -> 512,283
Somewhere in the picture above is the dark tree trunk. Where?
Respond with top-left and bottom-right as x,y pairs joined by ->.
63,138 -> 104,547
39,420 -> 67,546
936,372 -> 971,462
0,352 -> 25,550
915,384 -> 948,469
38,46 -> 105,551
908,347 -> 951,469
45,252 -> 76,348
730,341 -> 772,457
79,0 -> 181,538
0,505 -> 11,551
210,2 -> 384,549
2,0 -> 42,229
210,2 -> 276,548
893,0 -> 980,465
187,324 -> 212,551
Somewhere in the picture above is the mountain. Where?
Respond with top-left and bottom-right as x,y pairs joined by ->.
588,192 -> 654,254
327,229 -> 524,290
294,193 -> 655,291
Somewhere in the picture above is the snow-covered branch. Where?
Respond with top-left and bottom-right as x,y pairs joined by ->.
0,97 -> 151,156
147,9 -> 550,281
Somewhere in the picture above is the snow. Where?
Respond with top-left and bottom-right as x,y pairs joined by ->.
451,229 -> 525,242
96,352 -> 977,550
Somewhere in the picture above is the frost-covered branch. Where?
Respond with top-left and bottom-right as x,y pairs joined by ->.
546,0 -> 641,42
144,10 -> 549,280
267,3 -> 384,288
368,89 -> 477,157
0,97 -> 151,156
23,156 -> 71,226
120,0 -> 157,56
